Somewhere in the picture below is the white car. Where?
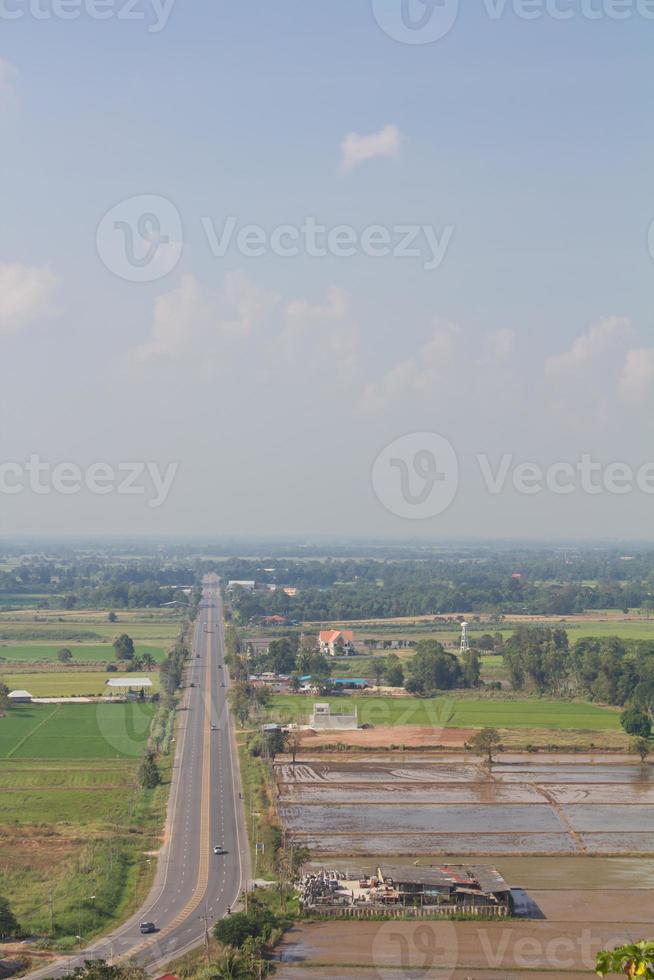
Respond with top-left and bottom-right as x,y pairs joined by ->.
213,844 -> 226,855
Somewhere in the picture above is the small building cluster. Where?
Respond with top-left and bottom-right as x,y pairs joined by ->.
300,865 -> 512,917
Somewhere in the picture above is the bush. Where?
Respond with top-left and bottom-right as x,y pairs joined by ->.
621,707 -> 652,737
213,908 -> 280,947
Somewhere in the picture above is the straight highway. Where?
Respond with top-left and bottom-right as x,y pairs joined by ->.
29,575 -> 250,977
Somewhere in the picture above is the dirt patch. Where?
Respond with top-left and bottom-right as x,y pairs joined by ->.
0,834 -> 79,871
296,726 -> 475,749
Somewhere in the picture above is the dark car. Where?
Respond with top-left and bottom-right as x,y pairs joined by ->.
139,922 -> 156,934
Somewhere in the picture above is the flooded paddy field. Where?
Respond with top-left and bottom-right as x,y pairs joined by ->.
298,832 -> 578,855
277,756 -> 654,856
277,756 -> 654,978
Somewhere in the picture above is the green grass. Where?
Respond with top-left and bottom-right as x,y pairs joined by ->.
0,643 -> 165,663
0,671 -> 159,698
0,702 -> 157,758
0,757 -> 170,945
267,695 -> 622,732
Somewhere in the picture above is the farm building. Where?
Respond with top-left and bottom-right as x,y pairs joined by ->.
105,677 -> 153,700
8,690 -> 32,704
301,865 -> 512,916
309,702 -> 358,730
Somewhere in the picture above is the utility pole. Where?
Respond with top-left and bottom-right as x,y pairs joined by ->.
199,905 -> 210,965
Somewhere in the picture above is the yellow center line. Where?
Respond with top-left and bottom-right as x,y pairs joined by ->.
129,606 -> 213,957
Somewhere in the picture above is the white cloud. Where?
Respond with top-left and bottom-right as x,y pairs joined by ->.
359,319 -> 458,414
220,270 -> 280,339
544,316 -> 631,379
618,348 -> 654,405
0,262 -> 58,336
0,58 -> 16,109
282,287 -> 359,380
340,124 -> 404,173
482,328 -> 515,364
131,272 -> 280,364
132,274 -> 207,361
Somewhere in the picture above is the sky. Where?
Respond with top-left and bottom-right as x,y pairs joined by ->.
1,0 -> 654,540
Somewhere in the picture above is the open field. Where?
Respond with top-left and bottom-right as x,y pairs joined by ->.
0,670 -> 159,697
0,759 -> 168,944
0,702 -> 156,758
0,607 -> 181,645
276,912 -> 651,979
0,699 -> 166,946
0,642 -> 166,663
276,755 -> 654,858
267,695 -> 622,731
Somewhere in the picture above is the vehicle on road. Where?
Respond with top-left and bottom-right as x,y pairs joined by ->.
213,844 -> 226,855
211,723 -> 218,731
139,922 -> 156,934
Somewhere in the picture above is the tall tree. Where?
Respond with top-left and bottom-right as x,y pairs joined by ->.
0,680 -> 10,717
113,634 -> 135,661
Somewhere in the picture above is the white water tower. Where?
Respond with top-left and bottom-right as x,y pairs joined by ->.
460,621 -> 470,655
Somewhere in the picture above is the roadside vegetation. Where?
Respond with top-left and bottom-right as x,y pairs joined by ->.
0,601 -> 195,952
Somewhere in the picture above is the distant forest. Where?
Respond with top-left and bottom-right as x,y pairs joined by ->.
223,550 -> 654,620
3,544 -> 654,615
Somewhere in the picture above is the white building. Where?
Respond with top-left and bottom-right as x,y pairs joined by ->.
319,630 -> 355,657
8,689 -> 32,704
309,702 -> 358,730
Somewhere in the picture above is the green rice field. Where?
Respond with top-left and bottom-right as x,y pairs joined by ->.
0,671 -> 159,698
267,695 -> 622,731
0,702 -> 156,759
0,642 -> 165,663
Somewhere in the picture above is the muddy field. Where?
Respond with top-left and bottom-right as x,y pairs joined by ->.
276,755 -> 654,978
277,860 -> 654,977
277,756 -> 654,857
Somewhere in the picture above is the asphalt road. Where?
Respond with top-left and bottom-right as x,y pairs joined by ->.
29,576 -> 250,977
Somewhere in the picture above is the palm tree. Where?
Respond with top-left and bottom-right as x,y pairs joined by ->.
210,949 -> 249,979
